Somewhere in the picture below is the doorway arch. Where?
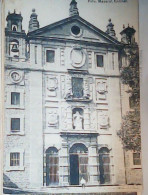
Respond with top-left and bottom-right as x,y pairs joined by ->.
45,147 -> 59,186
69,143 -> 88,185
99,147 -> 110,184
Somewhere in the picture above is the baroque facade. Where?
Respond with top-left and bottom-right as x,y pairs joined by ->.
4,0 -> 142,194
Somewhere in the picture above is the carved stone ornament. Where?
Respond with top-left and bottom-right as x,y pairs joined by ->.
70,46 -> 86,68
62,106 -> 73,130
47,77 -> 58,97
97,81 -> 107,94
83,78 -> 90,99
10,71 -> 22,83
99,113 -> 109,128
90,111 -> 96,130
65,75 -> 72,99
48,111 -> 58,127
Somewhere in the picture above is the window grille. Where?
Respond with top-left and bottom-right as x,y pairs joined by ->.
133,153 -> 141,165
99,147 -> 110,184
72,77 -> 83,98
45,147 -> 59,186
10,152 -> 20,166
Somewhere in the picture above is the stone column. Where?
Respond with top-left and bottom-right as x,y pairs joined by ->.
66,106 -> 72,130
59,143 -> 69,186
88,144 -> 99,185
84,108 -> 90,130
83,77 -> 90,98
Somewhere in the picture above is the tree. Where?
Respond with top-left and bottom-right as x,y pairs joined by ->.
117,47 -> 141,152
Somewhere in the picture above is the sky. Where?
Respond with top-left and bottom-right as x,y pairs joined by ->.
4,0 -> 139,42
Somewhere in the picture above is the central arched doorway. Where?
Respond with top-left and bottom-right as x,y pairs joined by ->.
69,143 -> 88,185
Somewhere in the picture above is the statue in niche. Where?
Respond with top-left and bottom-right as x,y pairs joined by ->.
73,111 -> 83,130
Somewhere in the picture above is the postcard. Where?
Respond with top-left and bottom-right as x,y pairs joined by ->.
2,0 -> 142,194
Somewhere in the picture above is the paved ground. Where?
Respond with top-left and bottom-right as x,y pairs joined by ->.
3,185 -> 142,195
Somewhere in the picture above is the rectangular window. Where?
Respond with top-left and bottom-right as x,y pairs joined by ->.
72,77 -> 83,98
46,50 -> 55,63
96,55 -> 104,67
133,153 -> 141,165
11,92 -> 20,105
11,118 -> 20,132
10,152 -> 20,166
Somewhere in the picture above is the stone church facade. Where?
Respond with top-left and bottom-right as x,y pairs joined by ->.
4,0 -> 142,193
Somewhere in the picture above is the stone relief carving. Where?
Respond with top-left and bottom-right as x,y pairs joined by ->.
98,112 -> 109,129
46,76 -> 58,97
62,106 -> 73,130
60,48 -> 65,66
62,107 -> 67,129
97,81 -> 107,94
96,80 -> 107,101
90,111 -> 96,130
65,75 -> 72,99
83,108 -> 90,130
83,78 -> 90,99
10,70 -> 23,84
70,46 -> 86,68
61,75 -> 65,98
47,110 -> 58,127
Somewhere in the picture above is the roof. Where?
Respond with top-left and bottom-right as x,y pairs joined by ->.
28,15 -> 122,46
120,26 -> 136,35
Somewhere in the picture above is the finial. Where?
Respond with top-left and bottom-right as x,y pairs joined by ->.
123,24 -> 125,29
8,11 -> 10,15
128,23 -> 129,27
71,0 -> 77,4
29,8 -> 39,32
69,0 -> 79,17
106,18 -> 117,39
14,9 -> 16,13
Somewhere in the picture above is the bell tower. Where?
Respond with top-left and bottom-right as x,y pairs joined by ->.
5,10 -> 26,60
120,24 -> 136,45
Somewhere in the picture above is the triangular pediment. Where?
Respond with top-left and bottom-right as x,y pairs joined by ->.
28,16 -> 121,45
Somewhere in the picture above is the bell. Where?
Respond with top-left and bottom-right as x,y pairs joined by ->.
11,44 -> 19,53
